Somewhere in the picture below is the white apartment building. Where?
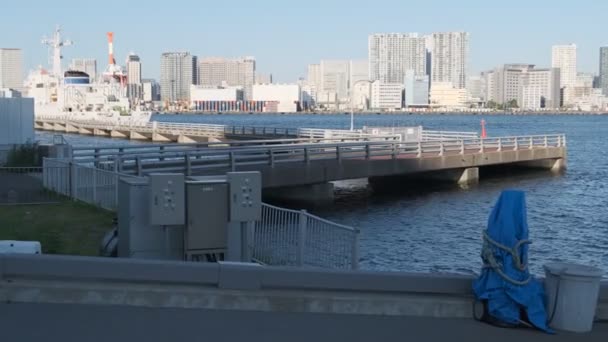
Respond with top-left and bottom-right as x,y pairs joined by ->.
252,84 -> 300,113
368,33 -> 426,83
430,32 -> 469,89
520,68 -> 561,110
0,48 -> 23,92
320,60 -> 350,102
198,57 -> 255,99
552,44 -> 576,105
69,58 -> 97,80
160,52 -> 196,102
142,79 -> 160,103
370,81 -> 403,110
430,82 -> 468,108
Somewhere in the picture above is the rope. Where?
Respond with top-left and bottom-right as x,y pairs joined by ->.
481,231 -> 532,286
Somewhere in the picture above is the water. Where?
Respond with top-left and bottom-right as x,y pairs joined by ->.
37,114 -> 608,276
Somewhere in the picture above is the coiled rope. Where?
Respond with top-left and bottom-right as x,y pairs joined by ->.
481,231 -> 532,286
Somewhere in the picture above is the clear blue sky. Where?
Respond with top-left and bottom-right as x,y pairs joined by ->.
2,0 -> 607,82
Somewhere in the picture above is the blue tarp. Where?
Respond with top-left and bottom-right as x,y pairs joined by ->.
472,190 -> 552,332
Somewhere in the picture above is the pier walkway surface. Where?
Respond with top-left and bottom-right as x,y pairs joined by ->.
2,303 -> 606,342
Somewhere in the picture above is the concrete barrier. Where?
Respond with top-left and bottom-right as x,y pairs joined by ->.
1,254 -> 606,320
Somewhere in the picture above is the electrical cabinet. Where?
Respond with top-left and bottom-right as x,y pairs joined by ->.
149,173 -> 185,226
227,172 -> 262,222
185,178 -> 229,253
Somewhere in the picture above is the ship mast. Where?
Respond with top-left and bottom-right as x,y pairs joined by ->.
41,25 -> 73,80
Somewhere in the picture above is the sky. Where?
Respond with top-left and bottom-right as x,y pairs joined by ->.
2,0 -> 607,82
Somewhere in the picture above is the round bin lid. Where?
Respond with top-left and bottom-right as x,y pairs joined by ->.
544,262 -> 604,278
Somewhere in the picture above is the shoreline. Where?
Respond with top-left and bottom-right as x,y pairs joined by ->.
156,111 -> 608,116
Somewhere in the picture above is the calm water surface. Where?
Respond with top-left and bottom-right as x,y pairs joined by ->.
37,114 -> 608,275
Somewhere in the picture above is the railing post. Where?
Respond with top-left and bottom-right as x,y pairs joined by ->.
229,152 -> 236,171
160,145 -> 166,161
460,140 -> 465,155
439,142 -> 444,156
497,139 -> 502,152
136,156 -> 142,176
480,139 -> 484,153
185,153 -> 192,175
563,135 -> 567,147
391,143 -> 397,159
336,146 -> 342,161
94,148 -> 100,168
513,138 -> 519,151
297,210 -> 307,267
351,230 -> 360,270
92,168 -> 97,205
544,136 -> 548,148
365,144 -> 371,160
269,149 -> 275,167
70,161 -> 77,200
557,135 -> 562,147
529,136 -> 533,150
304,147 -> 310,164
417,141 -> 422,158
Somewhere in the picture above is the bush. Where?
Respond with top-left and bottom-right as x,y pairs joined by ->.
6,142 -> 40,167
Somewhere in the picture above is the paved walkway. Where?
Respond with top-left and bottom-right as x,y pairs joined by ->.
1,303 -> 606,342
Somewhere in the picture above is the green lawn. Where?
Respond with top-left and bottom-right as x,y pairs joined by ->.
0,201 -> 115,256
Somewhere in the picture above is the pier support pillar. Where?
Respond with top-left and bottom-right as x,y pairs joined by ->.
66,124 -> 79,133
79,127 -> 93,135
518,157 -> 567,173
94,128 -> 109,136
177,135 -> 197,144
111,130 -> 128,138
263,183 -> 334,206
152,132 -> 173,142
129,131 -> 148,140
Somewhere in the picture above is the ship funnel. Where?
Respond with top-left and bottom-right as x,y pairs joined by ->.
107,32 -> 115,65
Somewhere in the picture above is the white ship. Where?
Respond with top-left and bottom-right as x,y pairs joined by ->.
25,26 -> 151,123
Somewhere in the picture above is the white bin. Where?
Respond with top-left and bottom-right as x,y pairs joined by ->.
544,262 -> 603,333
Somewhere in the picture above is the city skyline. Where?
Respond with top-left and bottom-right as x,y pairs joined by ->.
2,0 -> 608,82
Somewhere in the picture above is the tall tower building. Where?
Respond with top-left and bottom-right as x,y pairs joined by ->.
552,44 -> 577,105
368,33 -> 427,83
160,52 -> 195,102
126,54 -> 142,102
198,57 -> 255,99
430,32 -> 469,89
69,58 -> 97,80
599,47 -> 608,96
0,48 -> 23,92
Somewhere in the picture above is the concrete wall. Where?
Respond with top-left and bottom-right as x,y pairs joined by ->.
1,254 -> 606,321
0,97 -> 34,145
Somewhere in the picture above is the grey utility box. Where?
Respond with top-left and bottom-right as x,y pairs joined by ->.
185,176 -> 229,257
227,172 -> 262,222
149,173 -> 185,226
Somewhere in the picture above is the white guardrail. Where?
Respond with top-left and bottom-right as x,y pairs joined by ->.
254,203 -> 359,270
94,134 -> 566,176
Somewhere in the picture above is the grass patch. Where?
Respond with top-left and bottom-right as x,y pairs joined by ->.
0,201 -> 115,256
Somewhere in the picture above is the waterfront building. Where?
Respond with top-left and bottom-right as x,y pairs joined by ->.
350,80 -> 371,110
404,70 -> 429,107
349,60 -> 369,89
160,52 -> 196,103
370,81 -> 403,110
552,44 -> 577,105
320,60 -> 350,103
520,68 -> 561,110
252,83 -> 300,112
198,57 -> 255,100
430,32 -> 469,89
126,54 -> 142,102
69,58 -> 97,81
190,85 -> 244,111
255,73 -> 272,84
0,48 -> 23,93
429,82 -> 467,109
142,79 -> 160,103
466,75 -> 485,103
368,33 -> 426,83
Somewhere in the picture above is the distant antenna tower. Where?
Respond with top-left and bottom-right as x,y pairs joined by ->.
41,25 -> 73,79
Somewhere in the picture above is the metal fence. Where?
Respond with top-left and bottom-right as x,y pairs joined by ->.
42,158 -> 136,211
0,167 -> 64,205
253,203 -> 359,270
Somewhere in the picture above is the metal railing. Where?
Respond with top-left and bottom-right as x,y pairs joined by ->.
99,134 -> 566,176
297,127 -> 401,141
42,158 -> 138,211
421,130 -> 479,141
253,203 -> 359,270
0,167 -> 63,205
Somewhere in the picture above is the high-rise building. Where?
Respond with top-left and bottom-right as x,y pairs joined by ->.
466,75 -> 485,103
429,82 -> 468,108
142,79 -> 160,102
160,52 -> 195,102
368,33 -> 427,84
69,58 -> 97,80
0,48 -> 23,92
255,73 -> 272,84
520,68 -> 561,110
349,60 -> 369,88
126,54 -> 142,102
552,44 -> 577,105
404,70 -> 429,107
198,57 -> 255,99
320,60 -> 350,102
430,32 -> 469,89
599,47 -> 608,95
